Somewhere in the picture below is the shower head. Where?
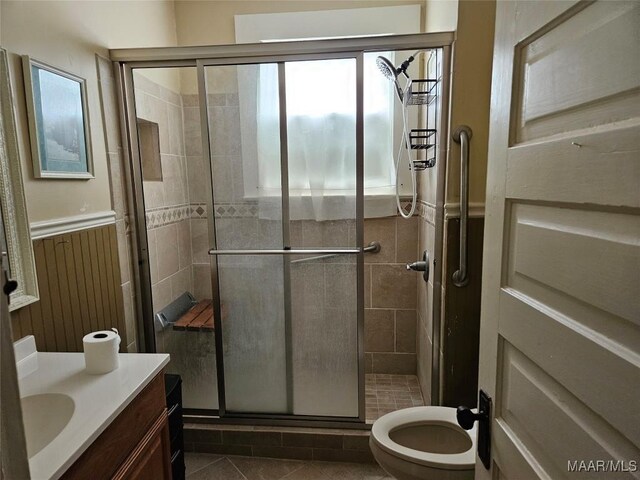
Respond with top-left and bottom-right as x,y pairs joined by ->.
376,52 -> 419,80
376,55 -> 404,102
376,56 -> 398,80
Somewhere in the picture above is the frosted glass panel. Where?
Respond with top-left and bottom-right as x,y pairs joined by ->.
157,327 -> 218,410
290,254 -> 358,417
133,66 -> 219,411
205,63 -> 283,250
218,255 -> 288,413
285,58 -> 357,248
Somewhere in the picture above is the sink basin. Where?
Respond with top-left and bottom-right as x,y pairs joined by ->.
21,393 -> 75,458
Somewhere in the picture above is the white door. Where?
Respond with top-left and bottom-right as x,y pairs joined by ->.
477,1 -> 640,479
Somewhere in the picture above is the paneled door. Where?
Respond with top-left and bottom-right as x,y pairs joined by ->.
478,1 -> 640,478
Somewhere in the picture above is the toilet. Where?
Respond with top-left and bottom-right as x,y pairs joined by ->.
370,406 -> 477,480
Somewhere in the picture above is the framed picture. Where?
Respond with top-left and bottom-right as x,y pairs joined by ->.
22,56 -> 93,179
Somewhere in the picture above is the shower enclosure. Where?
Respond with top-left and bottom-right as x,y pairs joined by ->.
113,33 -> 452,427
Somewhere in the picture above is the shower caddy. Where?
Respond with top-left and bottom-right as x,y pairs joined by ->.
405,49 -> 440,171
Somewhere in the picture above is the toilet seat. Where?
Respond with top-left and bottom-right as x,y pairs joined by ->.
370,406 -> 477,470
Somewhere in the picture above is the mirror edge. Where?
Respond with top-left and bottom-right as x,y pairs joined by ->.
0,47 -> 39,311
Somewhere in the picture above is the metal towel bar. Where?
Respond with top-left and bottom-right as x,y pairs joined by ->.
452,125 -> 472,287
208,241 -> 381,258
289,241 -> 381,264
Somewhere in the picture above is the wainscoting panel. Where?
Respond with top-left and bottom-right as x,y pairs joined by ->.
442,217 -> 484,407
11,224 -> 128,352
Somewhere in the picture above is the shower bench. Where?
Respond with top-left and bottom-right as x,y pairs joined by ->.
173,300 -> 215,331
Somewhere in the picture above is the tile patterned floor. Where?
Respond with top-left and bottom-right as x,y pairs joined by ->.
185,453 -> 395,479
365,374 -> 424,423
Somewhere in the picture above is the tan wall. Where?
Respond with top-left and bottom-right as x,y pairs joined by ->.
174,1 -> 426,46
174,0 -> 427,94
0,0 -> 178,223
425,0 -> 458,32
446,0 -> 495,205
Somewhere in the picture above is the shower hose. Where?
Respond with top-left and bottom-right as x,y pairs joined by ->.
395,78 -> 417,219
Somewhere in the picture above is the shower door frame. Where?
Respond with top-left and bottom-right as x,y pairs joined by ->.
112,32 -> 454,428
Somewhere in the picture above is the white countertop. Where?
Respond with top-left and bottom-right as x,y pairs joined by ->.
16,337 -> 169,480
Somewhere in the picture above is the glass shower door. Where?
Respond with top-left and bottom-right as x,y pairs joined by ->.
202,55 -> 362,420
203,62 -> 289,415
285,58 -> 360,418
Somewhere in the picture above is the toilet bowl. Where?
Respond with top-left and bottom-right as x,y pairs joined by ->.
370,406 -> 477,480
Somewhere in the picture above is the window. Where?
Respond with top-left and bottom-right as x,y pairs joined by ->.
235,6 -> 421,219
251,57 -> 394,220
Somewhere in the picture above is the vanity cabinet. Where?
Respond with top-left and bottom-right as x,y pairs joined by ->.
62,372 -> 171,480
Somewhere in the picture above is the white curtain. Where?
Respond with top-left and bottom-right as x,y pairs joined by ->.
252,56 -> 396,221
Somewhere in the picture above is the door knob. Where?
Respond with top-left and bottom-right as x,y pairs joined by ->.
406,251 -> 429,282
457,390 -> 492,470
456,406 -> 486,429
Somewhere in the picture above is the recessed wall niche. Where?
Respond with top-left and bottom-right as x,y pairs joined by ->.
137,118 -> 162,181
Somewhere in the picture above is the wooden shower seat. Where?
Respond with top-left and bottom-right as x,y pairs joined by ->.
173,300 -> 214,331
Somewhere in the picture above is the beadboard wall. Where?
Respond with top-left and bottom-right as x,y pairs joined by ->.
10,223 -> 128,352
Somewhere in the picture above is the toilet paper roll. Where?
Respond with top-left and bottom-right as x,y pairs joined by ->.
83,329 -> 121,374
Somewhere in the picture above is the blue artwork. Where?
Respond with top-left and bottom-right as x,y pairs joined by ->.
25,59 -> 92,178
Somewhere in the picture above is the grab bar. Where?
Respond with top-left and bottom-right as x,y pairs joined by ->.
452,125 -> 472,287
208,241 -> 381,257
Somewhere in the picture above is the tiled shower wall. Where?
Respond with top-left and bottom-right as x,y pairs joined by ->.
416,201 -> 436,405
413,47 -> 444,406
182,94 -> 213,301
133,73 -> 195,314
364,215 -> 419,375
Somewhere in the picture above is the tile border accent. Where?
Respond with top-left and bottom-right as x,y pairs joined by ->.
145,204 -> 191,230
30,210 -> 116,239
190,203 -> 208,219
416,200 -> 436,225
144,199 -> 439,226
146,199 -> 424,226
213,202 -> 258,219
145,203 -> 211,229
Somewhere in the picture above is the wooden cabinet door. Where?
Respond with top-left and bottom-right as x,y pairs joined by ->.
114,411 -> 172,480
63,373 -> 167,480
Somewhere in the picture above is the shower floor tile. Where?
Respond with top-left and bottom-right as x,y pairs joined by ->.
365,374 -> 424,423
